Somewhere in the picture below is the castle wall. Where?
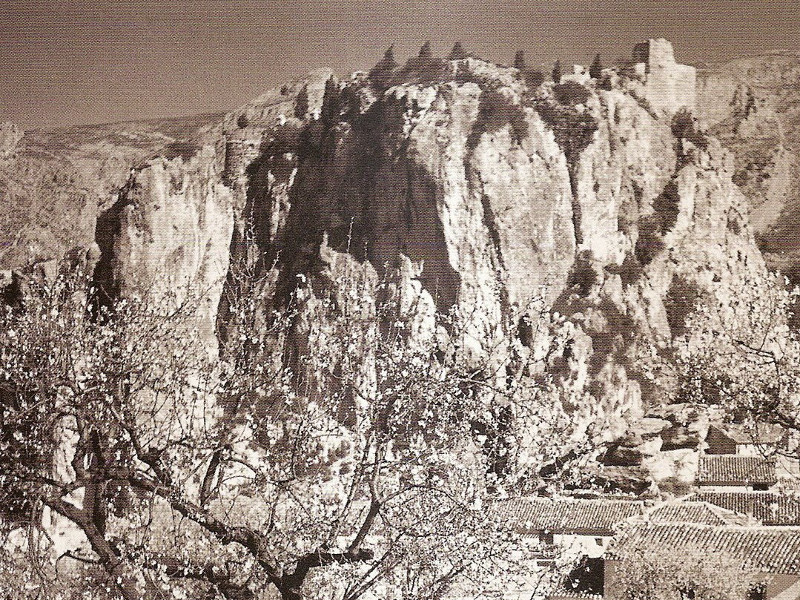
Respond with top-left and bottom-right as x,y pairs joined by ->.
223,138 -> 261,185
635,39 -> 696,115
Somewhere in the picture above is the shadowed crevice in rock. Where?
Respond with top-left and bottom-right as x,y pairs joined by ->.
568,169 -> 584,246
273,95 -> 461,313
91,178 -> 138,311
215,131 -> 297,349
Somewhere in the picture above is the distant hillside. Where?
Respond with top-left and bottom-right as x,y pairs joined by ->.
0,112 -> 224,270
697,52 -> 800,280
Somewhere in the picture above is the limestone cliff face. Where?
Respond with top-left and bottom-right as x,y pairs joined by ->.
82,57 -> 769,458
215,59 -> 767,443
93,147 -> 233,347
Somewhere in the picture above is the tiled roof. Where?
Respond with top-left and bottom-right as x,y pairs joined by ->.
646,501 -> 739,526
607,523 -> 800,574
502,497 -> 644,535
697,455 -> 776,485
691,492 -> 800,526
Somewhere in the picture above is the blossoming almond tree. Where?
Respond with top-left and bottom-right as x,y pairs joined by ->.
0,261 -> 584,600
666,270 -> 800,453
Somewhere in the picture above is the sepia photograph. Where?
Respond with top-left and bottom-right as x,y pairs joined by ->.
2,1 -> 800,598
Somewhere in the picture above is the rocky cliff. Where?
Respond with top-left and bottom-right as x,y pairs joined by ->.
92,147 -> 233,346
0,45 -> 782,489
0,113 -> 223,271
225,57 -> 760,437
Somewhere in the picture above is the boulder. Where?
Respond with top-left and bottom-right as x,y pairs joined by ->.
637,417 -> 672,437
661,425 -> 702,450
0,122 -> 23,159
603,443 -> 644,467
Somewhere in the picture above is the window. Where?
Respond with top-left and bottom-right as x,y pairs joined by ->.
752,483 -> 770,491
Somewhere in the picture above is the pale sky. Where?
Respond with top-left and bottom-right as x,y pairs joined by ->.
1,0 -> 798,129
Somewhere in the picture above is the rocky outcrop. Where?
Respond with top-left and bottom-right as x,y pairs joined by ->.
6,48 -> 772,486
213,54 -> 767,445
93,147 -> 233,348
0,122 -> 23,159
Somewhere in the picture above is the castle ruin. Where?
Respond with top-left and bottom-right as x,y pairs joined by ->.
633,39 -> 696,115
223,128 -> 263,186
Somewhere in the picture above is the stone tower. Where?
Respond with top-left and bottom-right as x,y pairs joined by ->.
223,129 -> 263,186
632,39 -> 696,115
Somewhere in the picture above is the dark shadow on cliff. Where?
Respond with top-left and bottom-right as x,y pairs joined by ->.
274,86 -> 461,313
91,177 -> 139,314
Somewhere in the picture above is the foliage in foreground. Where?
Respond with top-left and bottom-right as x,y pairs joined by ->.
0,261 -> 583,600
670,270 -> 800,437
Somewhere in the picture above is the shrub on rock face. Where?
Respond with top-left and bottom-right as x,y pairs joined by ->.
634,217 -> 665,266
671,107 -> 694,138
671,107 -> 708,150
523,70 -> 545,90
294,84 -> 309,119
567,251 -> 598,297
369,45 -> 398,90
400,43 -> 450,86
534,95 -> 598,174
552,60 -> 562,83
468,90 -> 529,149
589,53 -> 603,79
652,180 -> 680,234
553,81 -> 591,106
321,76 -> 340,127
418,41 -> 432,59
664,274 -> 703,337
236,114 -> 249,129
604,252 -> 643,287
630,179 -> 682,268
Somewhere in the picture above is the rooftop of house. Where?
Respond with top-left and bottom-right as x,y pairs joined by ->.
644,501 -> 747,526
606,523 -> 800,574
709,423 -> 785,445
502,497 -> 644,535
691,491 -> 800,526
697,455 -> 777,485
